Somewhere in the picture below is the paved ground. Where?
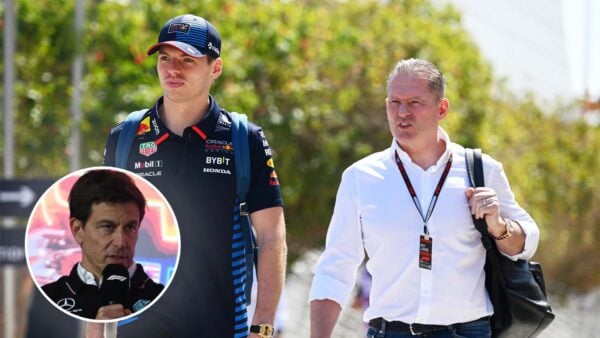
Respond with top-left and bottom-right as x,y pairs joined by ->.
281,250 -> 600,338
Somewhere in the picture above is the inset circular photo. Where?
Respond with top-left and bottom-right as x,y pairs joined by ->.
25,166 -> 180,323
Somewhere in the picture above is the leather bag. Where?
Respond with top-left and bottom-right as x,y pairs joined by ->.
465,148 -> 555,337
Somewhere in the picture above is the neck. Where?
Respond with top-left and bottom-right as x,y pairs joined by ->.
78,261 -> 101,284
159,96 -> 210,136
398,138 -> 446,170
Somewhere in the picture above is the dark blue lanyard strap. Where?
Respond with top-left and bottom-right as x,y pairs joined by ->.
394,150 -> 453,234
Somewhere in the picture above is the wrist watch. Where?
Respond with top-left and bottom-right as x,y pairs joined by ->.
250,324 -> 274,338
492,218 -> 514,240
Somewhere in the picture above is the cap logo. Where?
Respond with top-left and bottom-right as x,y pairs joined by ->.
168,23 -> 190,34
186,46 -> 196,54
207,41 -> 220,55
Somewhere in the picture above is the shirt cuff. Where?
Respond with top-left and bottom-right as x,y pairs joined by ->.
308,273 -> 352,307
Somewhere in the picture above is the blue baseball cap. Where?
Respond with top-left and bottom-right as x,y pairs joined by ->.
147,14 -> 221,58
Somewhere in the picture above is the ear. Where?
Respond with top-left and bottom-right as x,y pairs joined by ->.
438,98 -> 449,120
210,57 -> 223,80
70,218 -> 85,245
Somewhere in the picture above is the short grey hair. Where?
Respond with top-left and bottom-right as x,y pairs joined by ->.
386,58 -> 445,99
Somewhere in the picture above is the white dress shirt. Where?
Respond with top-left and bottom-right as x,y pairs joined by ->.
309,128 -> 539,325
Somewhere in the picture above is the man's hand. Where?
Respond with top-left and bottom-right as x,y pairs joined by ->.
465,187 -> 525,255
465,187 -> 502,231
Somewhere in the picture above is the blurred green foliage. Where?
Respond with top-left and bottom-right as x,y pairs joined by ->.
1,0 -> 598,293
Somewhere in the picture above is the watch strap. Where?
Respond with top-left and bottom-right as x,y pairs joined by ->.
250,324 -> 274,337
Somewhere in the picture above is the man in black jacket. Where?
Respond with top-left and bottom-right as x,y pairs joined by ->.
41,169 -> 163,320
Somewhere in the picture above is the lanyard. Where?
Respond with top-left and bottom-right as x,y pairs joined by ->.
394,150 -> 453,235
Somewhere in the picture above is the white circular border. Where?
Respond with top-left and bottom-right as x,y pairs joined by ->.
24,166 -> 181,323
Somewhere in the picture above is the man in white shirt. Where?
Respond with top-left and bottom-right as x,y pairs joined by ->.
309,59 -> 539,338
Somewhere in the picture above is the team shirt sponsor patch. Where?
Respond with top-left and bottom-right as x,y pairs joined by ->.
218,114 -> 231,127
204,139 -> 234,153
266,158 -> 275,168
58,297 -> 76,311
269,171 -> 280,186
203,167 -> 232,175
204,155 -> 232,175
138,171 -> 162,177
139,141 -> 158,157
206,156 -> 231,166
152,118 -> 160,135
134,160 -> 163,169
137,116 -> 151,135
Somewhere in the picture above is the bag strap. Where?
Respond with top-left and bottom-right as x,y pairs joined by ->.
465,148 -> 493,250
231,112 -> 250,201
115,109 -> 148,168
112,109 -> 147,328
230,112 -> 256,306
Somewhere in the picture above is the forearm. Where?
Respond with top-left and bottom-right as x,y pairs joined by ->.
251,209 -> 287,325
252,235 -> 286,324
310,299 -> 342,338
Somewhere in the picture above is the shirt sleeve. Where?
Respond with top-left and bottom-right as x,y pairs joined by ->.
246,124 -> 284,213
484,154 -> 540,260
308,167 -> 366,307
103,123 -> 123,167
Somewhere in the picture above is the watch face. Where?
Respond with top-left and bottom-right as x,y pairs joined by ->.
254,324 -> 273,336
251,324 -> 274,337
261,325 -> 274,335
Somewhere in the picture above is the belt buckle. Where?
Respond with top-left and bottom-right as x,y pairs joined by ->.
409,323 -> 419,336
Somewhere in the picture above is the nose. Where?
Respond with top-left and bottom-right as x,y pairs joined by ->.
111,229 -> 126,248
166,59 -> 182,74
395,102 -> 410,117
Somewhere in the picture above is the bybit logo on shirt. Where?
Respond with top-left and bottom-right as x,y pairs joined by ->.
205,156 -> 230,166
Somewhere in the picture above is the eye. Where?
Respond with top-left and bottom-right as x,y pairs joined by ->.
125,223 -> 139,234
158,54 -> 170,61
183,57 -> 195,63
99,223 -> 115,232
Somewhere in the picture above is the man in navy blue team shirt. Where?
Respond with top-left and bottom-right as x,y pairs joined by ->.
99,14 -> 286,338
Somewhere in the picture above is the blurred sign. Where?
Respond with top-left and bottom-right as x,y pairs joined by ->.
0,228 -> 26,265
0,179 -> 53,217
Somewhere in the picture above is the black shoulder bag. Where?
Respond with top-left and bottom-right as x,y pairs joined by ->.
465,148 -> 555,337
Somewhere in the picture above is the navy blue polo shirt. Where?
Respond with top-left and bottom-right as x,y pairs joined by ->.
103,96 -> 283,337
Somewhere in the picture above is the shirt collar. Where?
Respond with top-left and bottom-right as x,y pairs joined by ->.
77,262 -> 137,287
390,127 -> 453,170
150,95 -> 221,138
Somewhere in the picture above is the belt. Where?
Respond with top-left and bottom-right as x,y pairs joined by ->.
368,317 -> 489,336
